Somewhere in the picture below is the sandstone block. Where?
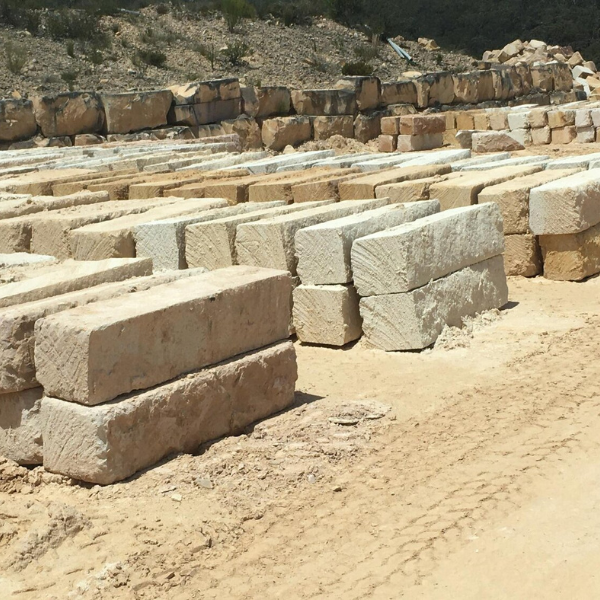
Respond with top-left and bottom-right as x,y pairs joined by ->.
261,116 -> 312,151
531,126 -> 551,145
221,116 -> 262,149
548,110 -> 575,128
473,112 -> 490,130
471,131 -> 524,152
32,92 -> 104,137
293,285 -> 362,346
378,134 -> 396,152
504,234 -> 542,277
507,111 -> 531,130
577,127 -> 595,143
353,112 -> 382,143
380,80 -> 418,106
253,86 -> 292,117
488,111 -> 509,130
312,116 -> 354,140
336,76 -> 381,111
101,90 -> 173,134
168,99 -> 242,126
399,114 -> 445,135
0,388 -> 43,465
35,267 -> 292,406
169,78 -> 240,104
352,203 -> 505,296
41,342 -> 297,484
551,126 -> 576,144
453,73 -> 479,103
396,133 -> 443,152
0,99 -> 37,142
359,256 -> 508,350
455,112 -> 475,131
295,201 -> 439,285
380,117 -> 399,135
530,170 -> 600,234
528,108 -> 549,128
575,109 -> 592,128
291,89 -> 357,116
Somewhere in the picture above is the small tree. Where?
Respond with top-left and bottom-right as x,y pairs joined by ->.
221,0 -> 255,33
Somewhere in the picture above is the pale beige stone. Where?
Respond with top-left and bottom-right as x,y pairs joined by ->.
504,234 -> 542,277
0,388 -> 43,465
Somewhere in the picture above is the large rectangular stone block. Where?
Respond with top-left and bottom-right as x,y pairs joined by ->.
360,256 -> 508,350
539,222 -> 600,281
0,99 -> 37,142
399,114 -> 445,135
529,170 -> 600,235
0,257 -> 151,309
0,270 -> 206,395
69,198 -> 229,261
32,92 -> 104,137
291,89 -> 357,116
293,284 -> 362,347
504,234 -> 542,277
478,169 -> 579,234
295,201 -> 439,285
41,341 -> 297,484
235,199 -> 389,275
35,267 -> 292,405
185,201 -> 331,271
352,203 -> 505,296
0,190 -> 109,220
291,171 -> 361,203
0,388 -> 43,465
101,90 -> 173,134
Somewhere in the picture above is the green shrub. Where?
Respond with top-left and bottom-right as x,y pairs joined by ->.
66,40 -> 75,57
135,48 -> 168,68
156,3 -> 170,15
341,60 -> 373,76
221,40 -> 250,65
196,42 -> 218,70
221,0 -> 255,33
353,44 -> 378,61
305,54 -> 329,73
61,69 -> 79,91
4,41 -> 27,74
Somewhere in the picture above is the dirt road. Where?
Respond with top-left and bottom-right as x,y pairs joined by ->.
2,275 -> 600,599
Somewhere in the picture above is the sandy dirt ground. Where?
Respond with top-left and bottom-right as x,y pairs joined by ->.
2,274 -> 600,599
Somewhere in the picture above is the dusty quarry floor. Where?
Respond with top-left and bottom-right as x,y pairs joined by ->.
1,274 -> 600,598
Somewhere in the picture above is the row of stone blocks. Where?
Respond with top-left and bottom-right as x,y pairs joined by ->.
0,260 -> 297,484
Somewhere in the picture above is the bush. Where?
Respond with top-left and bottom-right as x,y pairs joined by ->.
140,26 -> 177,46
222,0 -> 255,33
156,3 -> 170,15
4,41 -> 27,74
353,44 -> 378,61
46,10 -> 97,41
135,48 -> 168,68
66,40 -> 75,57
342,60 -> 373,76
61,69 -> 78,91
196,42 -> 218,70
221,40 -> 249,65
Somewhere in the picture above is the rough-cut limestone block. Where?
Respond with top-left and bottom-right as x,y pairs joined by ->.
378,135 -> 396,152
0,258 -> 151,309
251,86 -> 292,118
293,285 -> 362,346
399,114 -> 445,135
69,198 -> 228,261
295,201 -> 439,285
551,126 -> 576,144
0,99 -> 37,142
353,112 -> 382,143
291,172 -> 360,203
101,90 -> 173,134
428,165 -> 544,211
41,341 -> 297,484
168,99 -> 242,126
35,267 -> 291,406
528,108 -> 549,128
546,152 -> 600,170
507,128 -> 532,147
221,115 -> 262,150
291,89 -> 357,116
478,169 -> 579,235
381,80 -> 418,106
1,168 -> 94,196
0,270 -> 205,395
32,92 -> 104,137
360,256 -> 508,351
548,110 -> 575,128
0,253 -> 54,268
0,388 -> 43,465
577,127 -> 595,144
575,109 -> 592,128
504,234 -> 542,277
507,111 -> 531,130
336,76 -> 381,111
261,116 -> 312,151
396,133 -> 443,152
539,222 -> 600,281
531,126 -> 551,145
458,156 -> 548,172
375,176 -> 441,203
352,203 -> 504,296
312,116 -> 354,140
453,72 -> 479,103
530,170 -> 600,235
134,202 -> 283,271
338,164 -> 451,200
381,116 -> 399,135
471,131 -> 524,152
236,199 -> 389,275
169,78 -> 240,104
185,202 -> 331,271
488,112 -> 509,131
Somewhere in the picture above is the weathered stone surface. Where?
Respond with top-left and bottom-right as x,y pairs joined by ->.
0,388 -> 43,465
381,116 -> 399,135
41,341 -> 297,484
0,270 -> 204,395
32,92 -> 104,137
505,234 -> 542,277
471,131 -> 525,152
168,99 -> 242,126
221,115 -> 262,149
488,111 -> 509,131
507,111 -> 531,130
427,72 -> 456,105
0,257 -> 151,309
428,165 -> 543,211
74,133 -> 105,146
530,170 -> 600,235
380,80 -> 418,106
531,126 -> 551,145
236,199 -> 389,275
101,91 -> 173,134
478,169 -> 578,235
453,72 -> 480,103
551,126 -> 577,144
35,267 -> 291,406
185,201 -> 330,270
352,203 -> 504,296
0,253 -> 54,268
70,198 -> 228,261
360,256 -> 508,350
531,65 -> 554,92
539,222 -> 600,281
399,114 -> 445,135
296,201 -> 439,285
291,89 -> 357,116
338,164 -> 451,200
291,171 -> 360,202
169,78 -> 240,104
353,112 -> 382,143
293,284 -> 362,346
261,116 -> 312,151
253,86 -> 291,117
378,134 -> 396,152
0,99 -> 37,142
335,76 -> 381,111
455,129 -> 475,149
312,116 -> 354,140
396,133 -> 443,152
576,126 -> 595,144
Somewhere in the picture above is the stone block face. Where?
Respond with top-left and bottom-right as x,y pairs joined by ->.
353,112 -> 382,143
41,341 -> 297,484
504,234 -> 542,277
169,78 -> 241,105
577,126 -> 595,144
236,199 -> 389,275
221,115 -> 262,149
507,111 -> 530,130
378,134 -> 396,152
168,99 -> 242,126
399,114 -> 445,135
0,388 -> 43,465
548,110 -> 575,128
261,116 -> 312,151
291,89 -> 357,116
575,109 -> 592,128
507,128 -> 532,147
528,108 -> 549,128
530,170 -> 600,235
455,113 -> 475,130
0,99 -> 37,142
539,222 -> 600,281
336,76 -> 381,111
547,62 -> 573,92
453,72 -> 479,103
352,203 -> 505,296
101,90 -> 173,134
35,267 -> 292,406
473,112 -> 489,130
531,65 -> 554,92
32,92 -> 104,137
312,116 -> 354,140
360,256 -> 508,350
293,285 -> 362,346
551,126 -> 576,144
380,81 -> 418,106
396,133 -> 443,152
471,131 -> 524,152
381,116 -> 399,135
427,72 -> 455,105
295,201 -> 439,285
477,70 -> 496,102
531,126 -> 551,145
254,86 -> 291,118
488,111 -> 509,130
